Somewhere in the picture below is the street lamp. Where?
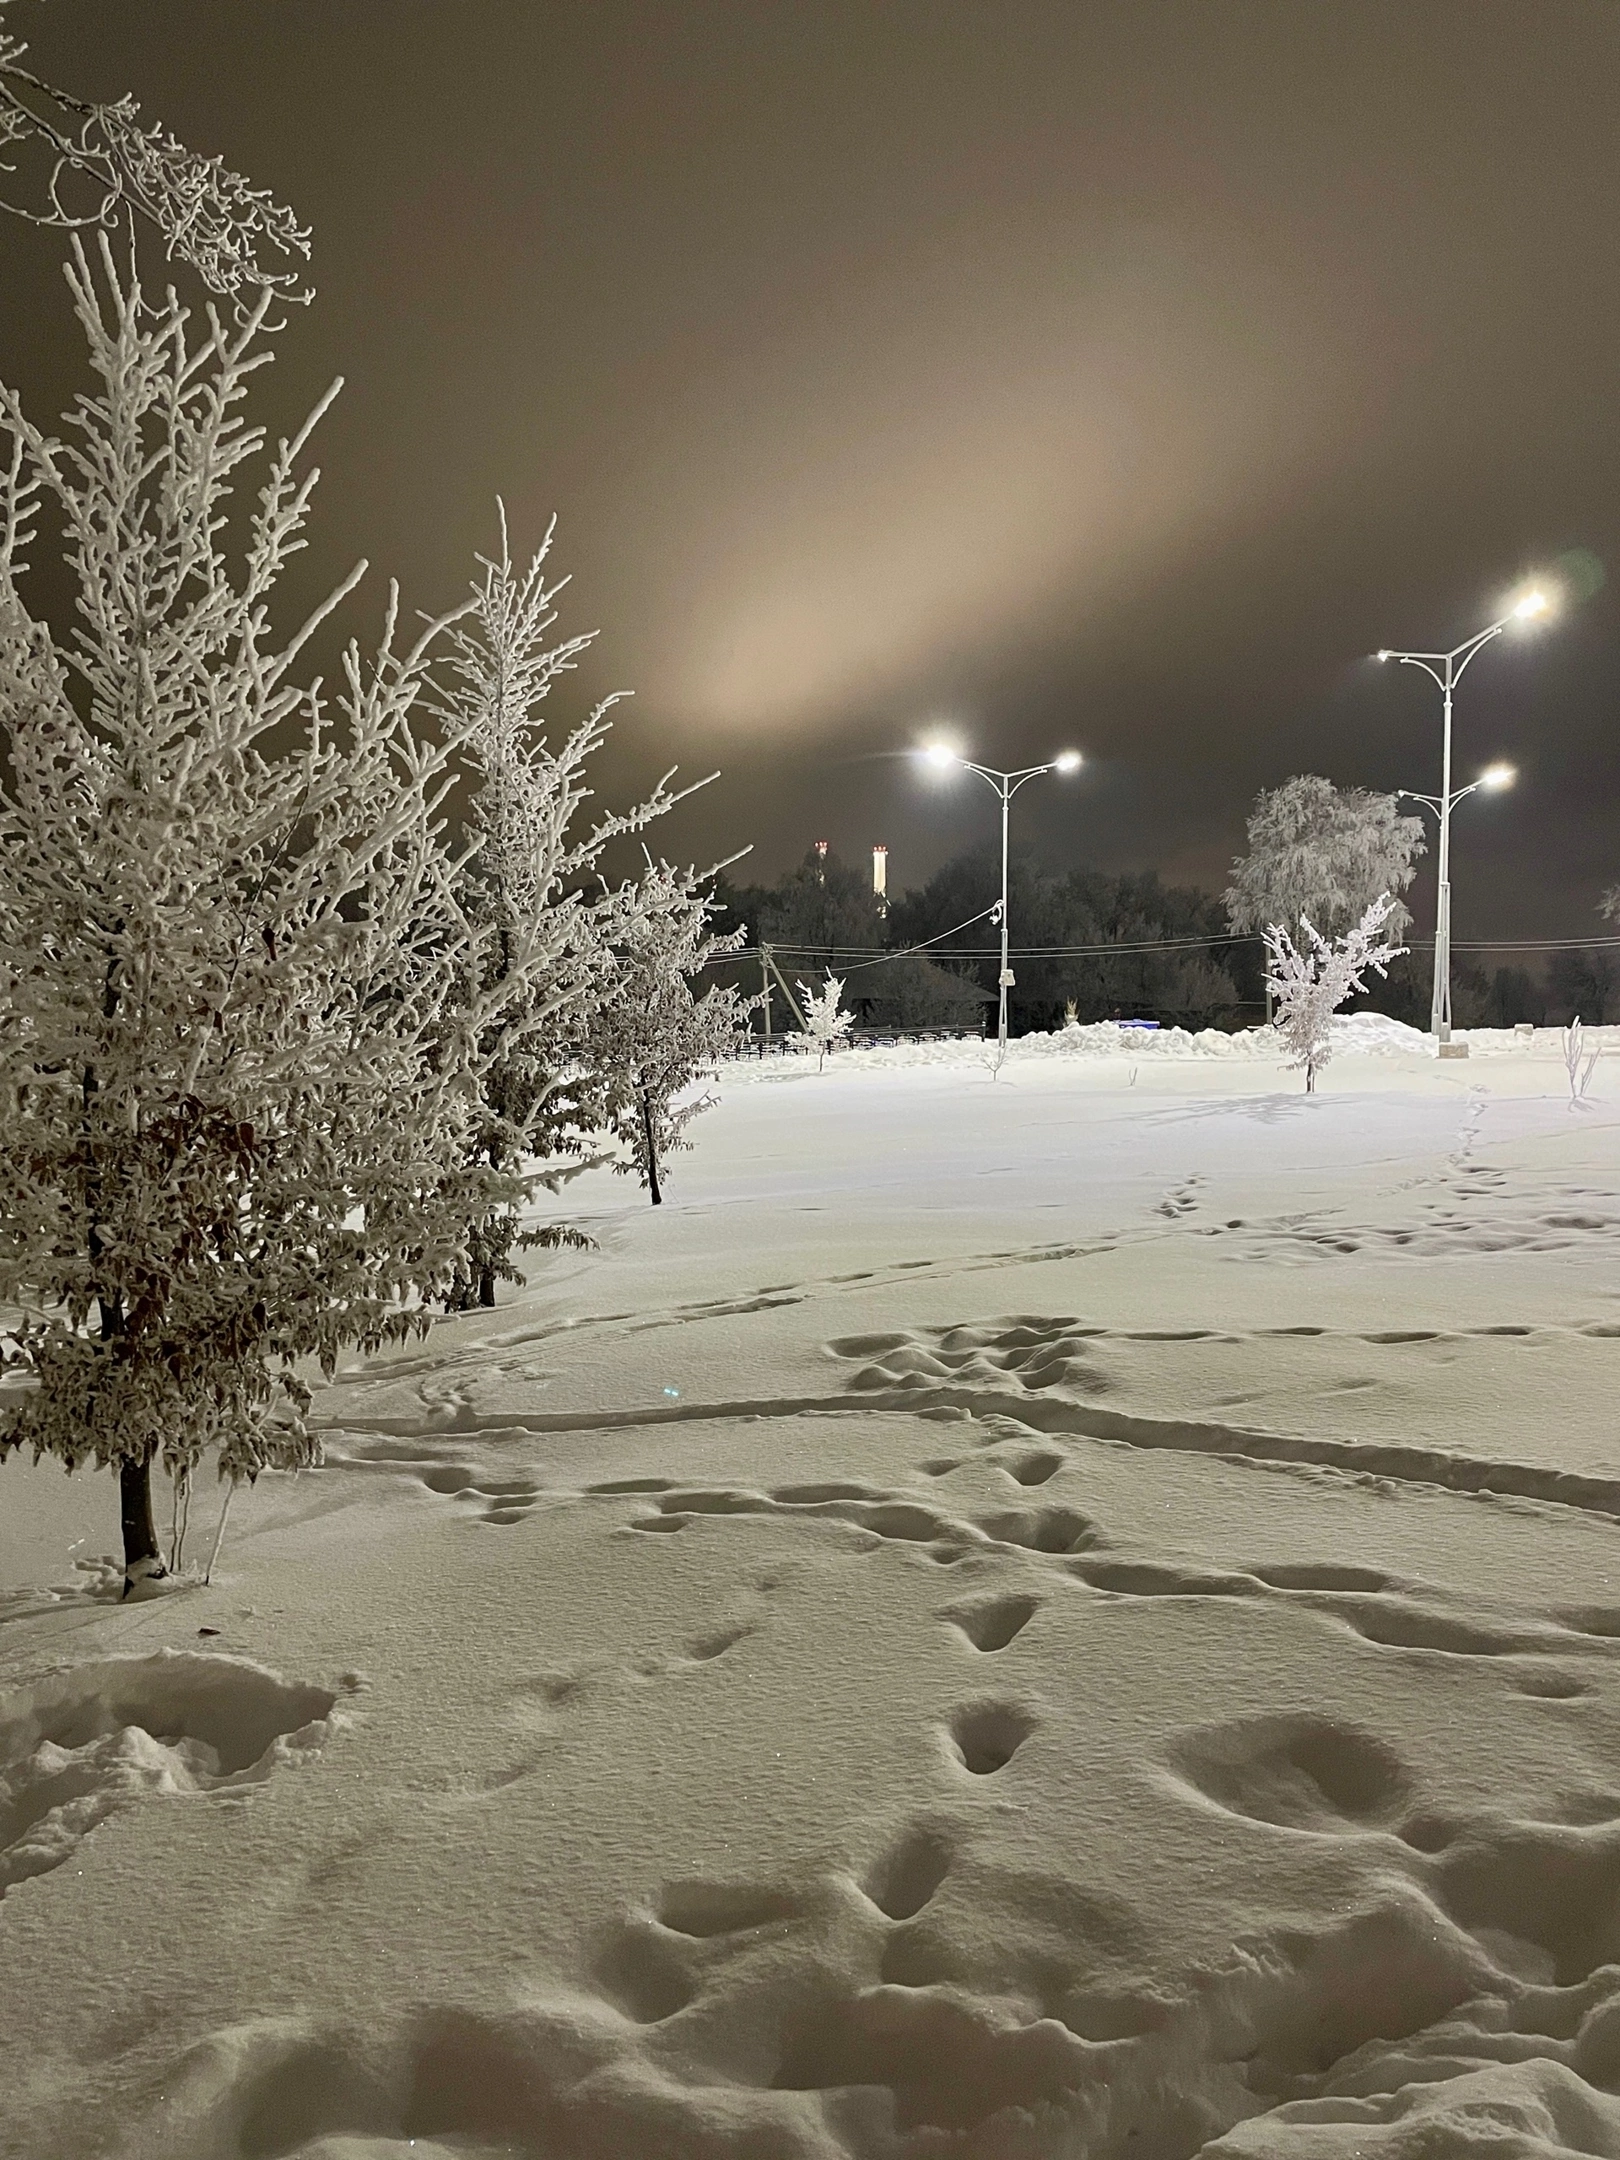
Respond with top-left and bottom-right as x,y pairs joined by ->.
1375,589 -> 1550,1047
1397,763 -> 1517,1043
918,742 -> 1083,1070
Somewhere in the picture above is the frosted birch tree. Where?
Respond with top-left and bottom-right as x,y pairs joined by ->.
1229,777 -> 1425,942
795,974 -> 853,1069
0,239 -> 545,1592
583,865 -> 748,1205
1265,894 -> 1405,1093
434,512 -> 706,1304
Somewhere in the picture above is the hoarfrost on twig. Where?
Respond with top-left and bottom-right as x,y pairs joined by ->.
0,1 -> 311,306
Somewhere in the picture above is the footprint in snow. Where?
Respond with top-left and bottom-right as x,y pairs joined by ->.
945,1701 -> 1037,1777
1165,1710 -> 1413,1835
944,1595 -> 1040,1653
862,1824 -> 954,1920
0,1651 -> 340,1895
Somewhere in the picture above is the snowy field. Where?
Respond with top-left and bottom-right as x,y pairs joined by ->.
8,1027 -> 1620,2157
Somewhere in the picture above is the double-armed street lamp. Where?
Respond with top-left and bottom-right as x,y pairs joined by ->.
1376,589 -> 1549,1047
919,742 -> 1083,1069
1396,760 -> 1516,1039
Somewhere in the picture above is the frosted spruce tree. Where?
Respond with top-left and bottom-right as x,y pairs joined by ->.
0,240 -> 547,1591
434,512 -> 703,1305
795,973 -> 853,1070
1229,776 -> 1425,943
583,864 -> 747,1205
1265,894 -> 1404,1093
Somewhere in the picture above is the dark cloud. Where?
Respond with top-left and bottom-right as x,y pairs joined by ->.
7,0 -> 1619,935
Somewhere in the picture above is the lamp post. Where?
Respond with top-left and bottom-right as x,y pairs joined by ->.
921,743 -> 1082,1070
1396,762 -> 1516,1045
1376,591 -> 1547,1046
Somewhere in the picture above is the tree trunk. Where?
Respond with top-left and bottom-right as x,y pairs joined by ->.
478,1266 -> 497,1306
120,1450 -> 167,1596
641,1088 -> 662,1206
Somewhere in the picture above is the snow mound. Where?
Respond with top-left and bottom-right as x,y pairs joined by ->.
720,1011 -> 1442,1079
0,1650 -> 339,1895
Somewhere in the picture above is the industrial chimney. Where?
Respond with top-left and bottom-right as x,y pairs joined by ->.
872,844 -> 888,919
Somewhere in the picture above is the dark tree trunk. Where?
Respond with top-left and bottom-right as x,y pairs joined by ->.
478,1266 -> 497,1306
641,1088 -> 662,1206
120,1451 -> 166,1595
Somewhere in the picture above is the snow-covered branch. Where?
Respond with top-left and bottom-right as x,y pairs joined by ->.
0,2 -> 310,305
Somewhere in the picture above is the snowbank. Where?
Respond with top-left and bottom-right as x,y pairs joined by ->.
721,1016 -> 1620,1081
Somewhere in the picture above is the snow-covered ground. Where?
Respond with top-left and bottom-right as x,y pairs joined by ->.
7,1038 -> 1620,2157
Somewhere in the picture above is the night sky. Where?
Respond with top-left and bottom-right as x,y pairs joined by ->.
9,2 -> 1620,940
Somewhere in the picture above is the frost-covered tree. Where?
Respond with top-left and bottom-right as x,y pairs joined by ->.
795,974 -> 853,1070
1265,894 -> 1405,1093
434,512 -> 702,1305
0,0 -> 310,305
1562,1017 -> 1600,1107
1229,777 -> 1425,943
583,865 -> 747,1205
0,240 -> 547,1592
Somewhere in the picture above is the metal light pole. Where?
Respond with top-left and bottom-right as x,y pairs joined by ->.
920,744 -> 1082,1071
1376,591 -> 1547,1047
1397,762 -> 1516,1042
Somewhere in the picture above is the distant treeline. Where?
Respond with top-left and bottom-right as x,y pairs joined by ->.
712,848 -> 1255,1032
712,848 -> 1615,1035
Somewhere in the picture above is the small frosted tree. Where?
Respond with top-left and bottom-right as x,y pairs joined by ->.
795,974 -> 853,1070
434,511 -> 703,1305
1563,1018 -> 1601,1107
1265,894 -> 1405,1093
1229,777 -> 1425,943
0,240 -> 552,1592
583,865 -> 747,1205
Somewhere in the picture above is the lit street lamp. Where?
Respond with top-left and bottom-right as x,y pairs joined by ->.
1375,590 -> 1549,1047
920,743 -> 1083,1070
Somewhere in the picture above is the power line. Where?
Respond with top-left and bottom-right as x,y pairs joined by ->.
703,929 -> 1620,966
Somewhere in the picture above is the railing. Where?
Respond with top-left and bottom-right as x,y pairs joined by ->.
730,1023 -> 986,1060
